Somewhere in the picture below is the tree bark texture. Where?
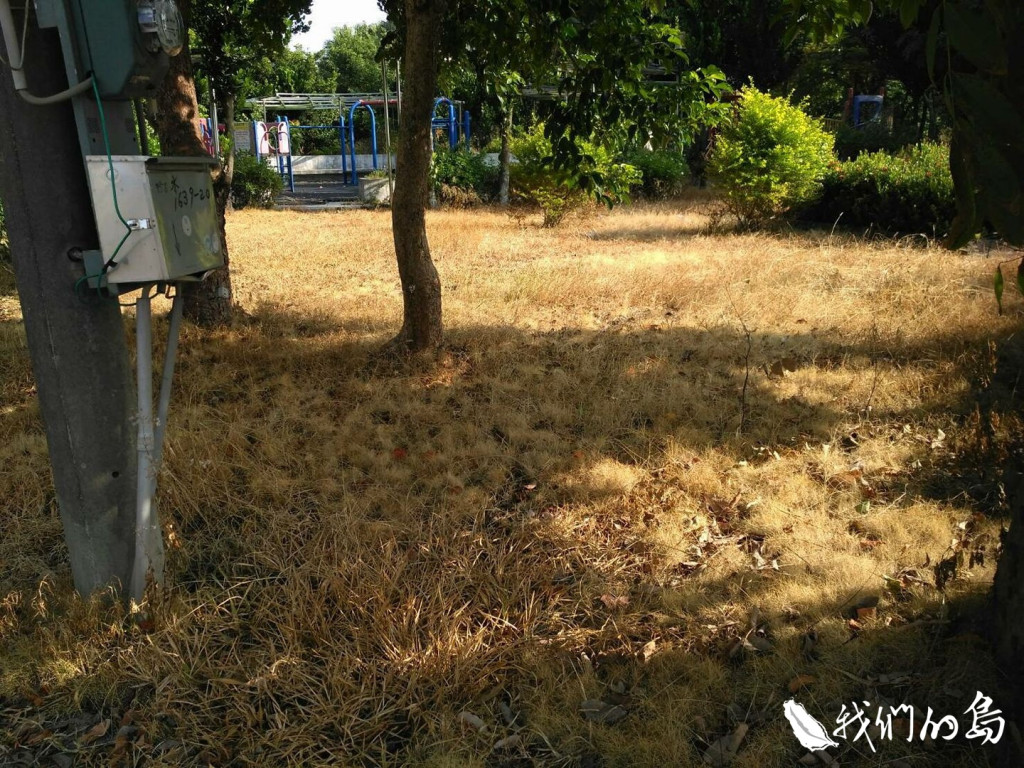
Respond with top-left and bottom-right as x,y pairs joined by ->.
0,19 -> 137,595
154,0 -> 233,327
223,92 -> 237,190
992,464 -> 1024,727
498,101 -> 513,207
390,0 -> 445,352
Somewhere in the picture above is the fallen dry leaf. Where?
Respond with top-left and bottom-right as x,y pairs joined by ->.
493,734 -> 523,751
641,639 -> 657,662
457,711 -> 488,733
788,674 -> 817,693
80,719 -> 110,745
600,593 -> 629,610
24,729 -> 53,747
703,722 -> 749,766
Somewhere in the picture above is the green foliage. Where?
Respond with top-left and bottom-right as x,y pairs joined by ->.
245,46 -> 335,100
430,147 -> 498,203
800,142 -> 956,236
510,124 -> 641,227
710,86 -> 834,223
381,0 -> 731,191
834,120 -> 917,161
627,149 -> 690,199
783,0 -> 1024,249
317,24 -> 392,93
672,0 -> 804,90
231,152 -> 284,209
190,1 -> 312,106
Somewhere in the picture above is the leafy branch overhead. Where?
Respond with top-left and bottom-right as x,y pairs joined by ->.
381,0 -> 732,193
784,0 -> 1024,249
190,0 -> 313,102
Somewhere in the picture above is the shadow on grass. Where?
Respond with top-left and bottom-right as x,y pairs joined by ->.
1,301 -> 1021,767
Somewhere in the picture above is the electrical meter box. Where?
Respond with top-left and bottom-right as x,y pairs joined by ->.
40,0 -> 185,99
85,156 -> 224,286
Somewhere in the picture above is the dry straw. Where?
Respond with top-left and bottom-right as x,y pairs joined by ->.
0,198 -> 1016,766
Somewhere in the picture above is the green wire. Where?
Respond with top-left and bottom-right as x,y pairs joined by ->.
91,77 -> 133,271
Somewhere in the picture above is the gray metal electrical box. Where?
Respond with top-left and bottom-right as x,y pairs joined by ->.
85,156 -> 224,286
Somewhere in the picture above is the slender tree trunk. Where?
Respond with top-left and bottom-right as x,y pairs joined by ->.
0,17 -> 137,595
993,465 -> 1024,727
389,0 -> 445,352
153,0 -> 233,327
498,99 -> 513,207
223,92 -> 237,189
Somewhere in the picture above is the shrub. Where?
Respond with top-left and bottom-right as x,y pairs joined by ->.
799,142 -> 955,237
710,86 -> 834,224
231,152 -> 284,209
627,149 -> 690,199
431,146 -> 498,203
834,121 -> 917,161
510,124 -> 641,227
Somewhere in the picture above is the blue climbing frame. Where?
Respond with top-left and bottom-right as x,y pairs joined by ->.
348,101 -> 379,186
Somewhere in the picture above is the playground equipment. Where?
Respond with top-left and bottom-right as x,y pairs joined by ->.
1,0 -> 223,601
431,97 -> 471,150
348,100 -> 379,185
254,117 -> 295,192
245,93 -> 473,195
843,87 -> 886,129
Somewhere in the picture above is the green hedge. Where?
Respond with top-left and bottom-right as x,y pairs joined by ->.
627,149 -> 690,199
231,152 -> 284,209
710,86 -> 834,224
431,146 -> 499,205
798,143 -> 955,237
510,124 -> 641,227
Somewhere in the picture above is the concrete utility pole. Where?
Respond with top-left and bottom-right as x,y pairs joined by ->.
0,18 -> 137,595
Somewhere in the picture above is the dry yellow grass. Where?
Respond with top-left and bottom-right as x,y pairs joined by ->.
1,198 -> 1021,767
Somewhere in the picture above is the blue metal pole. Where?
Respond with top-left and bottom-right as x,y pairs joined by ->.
348,102 -> 360,185
284,116 -> 295,192
449,102 -> 456,149
339,113 -> 347,180
368,106 -> 378,171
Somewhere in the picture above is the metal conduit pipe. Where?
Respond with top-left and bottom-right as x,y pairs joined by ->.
0,0 -> 94,104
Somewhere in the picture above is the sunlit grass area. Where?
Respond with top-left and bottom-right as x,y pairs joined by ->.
1,198 -> 1020,766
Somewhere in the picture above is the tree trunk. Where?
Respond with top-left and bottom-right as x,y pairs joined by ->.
223,92 -> 237,190
153,0 -> 233,327
992,464 -> 1024,727
0,17 -> 137,595
498,99 -> 513,207
389,0 -> 445,352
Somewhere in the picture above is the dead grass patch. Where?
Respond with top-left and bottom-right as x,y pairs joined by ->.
1,199 -> 1021,767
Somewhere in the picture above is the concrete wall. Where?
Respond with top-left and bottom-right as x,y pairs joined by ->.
281,153 -> 502,176
289,154 -> 395,175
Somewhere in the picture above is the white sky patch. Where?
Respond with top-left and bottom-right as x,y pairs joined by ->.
291,0 -> 387,52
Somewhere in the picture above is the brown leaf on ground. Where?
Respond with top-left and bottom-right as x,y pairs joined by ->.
788,674 -> 817,693
24,728 -> 53,746
702,722 -> 749,766
641,639 -> 657,662
79,719 -> 110,745
457,711 -> 488,733
600,593 -> 629,610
